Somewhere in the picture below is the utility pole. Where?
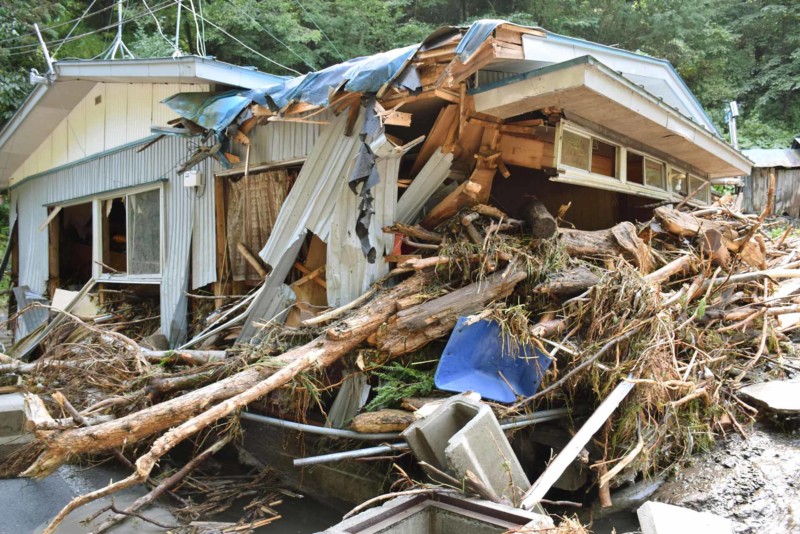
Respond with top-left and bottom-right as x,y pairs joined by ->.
727,101 -> 739,150
173,0 -> 183,57
104,0 -> 135,59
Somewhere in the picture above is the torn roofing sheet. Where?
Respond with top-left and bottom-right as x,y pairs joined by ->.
161,89 -> 277,133
454,19 -> 512,61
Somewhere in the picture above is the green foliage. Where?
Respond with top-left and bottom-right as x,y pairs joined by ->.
365,361 -> 435,411
1,0 -> 798,142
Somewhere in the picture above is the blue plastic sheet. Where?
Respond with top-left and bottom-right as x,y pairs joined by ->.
435,317 -> 552,403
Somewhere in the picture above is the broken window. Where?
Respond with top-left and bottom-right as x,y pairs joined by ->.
626,152 -> 644,185
591,139 -> 618,178
55,202 -> 94,289
560,130 -> 591,171
669,168 -> 688,196
687,174 -> 710,204
128,189 -> 161,275
95,186 -> 163,281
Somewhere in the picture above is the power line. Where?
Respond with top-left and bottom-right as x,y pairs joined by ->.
0,2 -> 120,46
195,13 -> 302,75
1,0 -> 178,55
292,0 -> 345,62
224,0 -> 315,71
141,0 -> 180,53
52,0 -> 101,58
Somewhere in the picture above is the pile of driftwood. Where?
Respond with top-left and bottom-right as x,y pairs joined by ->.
3,186 -> 800,532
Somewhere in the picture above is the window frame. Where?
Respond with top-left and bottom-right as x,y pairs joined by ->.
553,120 -> 712,206
556,123 -> 621,180
90,183 -> 165,284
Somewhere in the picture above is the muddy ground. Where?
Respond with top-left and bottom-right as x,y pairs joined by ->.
651,424 -> 800,533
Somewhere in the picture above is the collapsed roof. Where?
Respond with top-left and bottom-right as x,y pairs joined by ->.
156,19 -> 750,178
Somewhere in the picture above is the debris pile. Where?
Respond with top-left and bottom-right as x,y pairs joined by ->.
2,187 -> 800,532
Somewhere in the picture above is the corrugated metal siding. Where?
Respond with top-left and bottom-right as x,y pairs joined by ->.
326,154 -> 398,306
12,182 -> 48,298
230,111 -> 329,165
11,135 -> 217,345
396,148 -> 453,224
258,109 -> 363,263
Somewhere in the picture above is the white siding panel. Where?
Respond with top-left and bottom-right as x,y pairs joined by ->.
127,83 -> 152,141
151,83 -> 182,127
51,119 -> 68,167
67,97 -> 87,161
85,84 -> 106,155
104,82 -> 128,150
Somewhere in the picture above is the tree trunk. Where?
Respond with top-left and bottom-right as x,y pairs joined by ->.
22,272 -> 432,479
378,264 -> 527,356
558,222 -> 652,272
533,266 -> 599,298
654,206 -> 737,250
519,197 -> 556,239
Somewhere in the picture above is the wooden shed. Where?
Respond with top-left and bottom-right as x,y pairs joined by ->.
743,138 -> 800,217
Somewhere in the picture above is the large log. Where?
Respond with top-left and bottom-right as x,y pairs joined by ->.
533,266 -> 599,298
21,272 -> 432,479
519,197 -> 556,239
654,206 -> 737,251
558,222 -> 653,272
378,264 -> 527,356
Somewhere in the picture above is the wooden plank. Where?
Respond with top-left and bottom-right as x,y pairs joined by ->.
213,176 -> 230,309
420,167 -> 496,229
48,209 -> 59,297
498,135 -> 554,170
409,104 -> 458,177
520,378 -> 635,510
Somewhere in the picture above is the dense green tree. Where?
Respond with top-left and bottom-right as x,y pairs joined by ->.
0,0 -> 798,147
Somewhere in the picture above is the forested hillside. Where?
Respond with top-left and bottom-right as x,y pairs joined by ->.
0,0 -> 798,148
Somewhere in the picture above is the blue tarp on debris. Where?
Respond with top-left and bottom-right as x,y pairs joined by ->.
158,20 -> 518,134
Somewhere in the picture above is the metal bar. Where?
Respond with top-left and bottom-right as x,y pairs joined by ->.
240,411 -> 399,441
293,443 -> 410,467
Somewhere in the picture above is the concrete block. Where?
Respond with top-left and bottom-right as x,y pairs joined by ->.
0,393 -> 26,438
402,395 -> 529,503
637,501 -> 733,534
739,380 -> 800,415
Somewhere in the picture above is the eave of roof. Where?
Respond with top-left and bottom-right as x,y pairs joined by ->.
472,56 -> 752,178
743,148 -> 800,169
0,56 -> 285,187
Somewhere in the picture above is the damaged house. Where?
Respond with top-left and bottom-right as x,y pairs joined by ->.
0,20 -> 750,349
11,20 -> 800,534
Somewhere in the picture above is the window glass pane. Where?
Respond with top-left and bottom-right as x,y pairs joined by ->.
644,159 -> 665,189
688,175 -> 708,202
127,189 -> 161,275
626,152 -> 644,184
561,130 -> 591,171
591,139 -> 617,178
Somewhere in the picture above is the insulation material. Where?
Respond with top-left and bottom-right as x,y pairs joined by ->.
396,148 -> 454,224
225,170 -> 289,281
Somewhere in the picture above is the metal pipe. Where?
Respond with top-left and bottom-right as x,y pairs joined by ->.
242,407 -> 570,443
293,443 -> 410,467
240,411 -> 400,441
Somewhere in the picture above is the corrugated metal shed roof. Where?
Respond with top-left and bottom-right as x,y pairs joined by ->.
743,148 -> 800,169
